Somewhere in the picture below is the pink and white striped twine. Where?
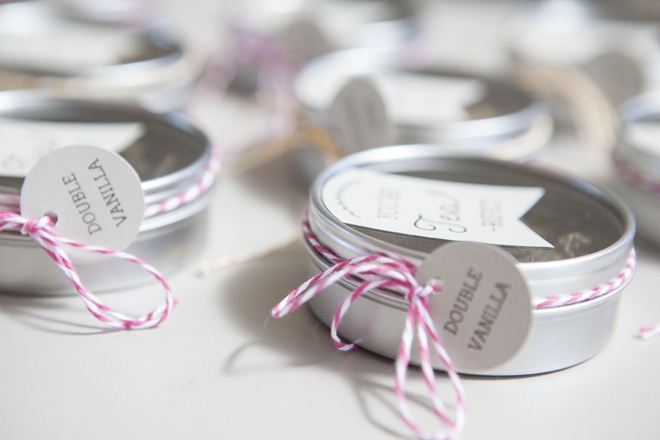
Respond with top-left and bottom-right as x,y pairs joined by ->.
612,152 -> 660,196
0,210 -> 174,330
143,148 -> 221,218
203,25 -> 298,97
272,218 -> 638,439
186,24 -> 299,161
0,150 -> 220,219
272,219 -> 466,440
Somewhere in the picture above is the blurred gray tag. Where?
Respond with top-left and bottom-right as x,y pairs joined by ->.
280,19 -> 331,63
327,77 -> 391,155
416,242 -> 533,373
583,52 -> 644,107
20,145 -> 144,263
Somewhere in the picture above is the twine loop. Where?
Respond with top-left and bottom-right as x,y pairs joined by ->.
20,214 -> 53,236
271,220 -> 465,440
0,210 -> 174,330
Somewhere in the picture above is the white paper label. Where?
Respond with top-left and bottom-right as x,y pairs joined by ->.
417,242 -> 533,372
372,73 -> 487,124
0,119 -> 144,178
20,145 -> 144,263
327,78 -> 391,155
0,25 -> 140,73
624,121 -> 660,156
323,168 -> 552,248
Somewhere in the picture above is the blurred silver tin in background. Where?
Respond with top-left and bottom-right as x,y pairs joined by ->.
612,91 -> 660,245
234,0 -> 419,63
541,0 -> 660,22
0,92 -> 217,295
45,0 -> 153,25
295,50 -> 554,162
0,2 -> 204,113
305,145 -> 634,376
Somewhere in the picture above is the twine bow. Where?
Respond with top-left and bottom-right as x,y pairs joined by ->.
0,210 -> 174,330
271,220 -> 465,440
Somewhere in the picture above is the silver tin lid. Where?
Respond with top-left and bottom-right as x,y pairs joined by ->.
295,50 -> 551,157
0,92 -> 212,207
308,145 -> 635,299
0,2 -> 201,111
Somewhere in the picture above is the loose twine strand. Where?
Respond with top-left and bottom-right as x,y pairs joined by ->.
190,26 -> 342,273
198,233 -> 299,276
0,210 -> 173,330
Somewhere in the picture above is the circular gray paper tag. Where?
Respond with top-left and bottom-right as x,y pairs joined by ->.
280,19 -> 332,63
583,52 -> 644,107
327,77 -> 391,155
20,145 -> 144,263
416,242 -> 532,373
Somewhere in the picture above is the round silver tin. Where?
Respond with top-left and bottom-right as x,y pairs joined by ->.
0,2 -> 202,113
305,145 -> 635,376
0,93 -> 216,295
295,50 -> 553,160
612,91 -> 660,244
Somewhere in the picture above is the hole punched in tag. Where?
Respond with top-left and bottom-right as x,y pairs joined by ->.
43,211 -> 59,226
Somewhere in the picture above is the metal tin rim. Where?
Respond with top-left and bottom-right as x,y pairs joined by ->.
0,93 -> 212,195
396,102 -> 547,143
308,144 -> 635,294
0,2 -> 184,78
0,174 -> 216,247
295,51 -> 546,142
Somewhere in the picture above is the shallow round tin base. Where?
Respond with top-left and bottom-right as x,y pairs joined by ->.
305,246 -> 625,376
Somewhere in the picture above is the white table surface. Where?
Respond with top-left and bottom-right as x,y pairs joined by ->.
2,1 -> 660,439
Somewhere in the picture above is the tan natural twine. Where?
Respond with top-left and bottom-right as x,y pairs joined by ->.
512,61 -> 619,154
